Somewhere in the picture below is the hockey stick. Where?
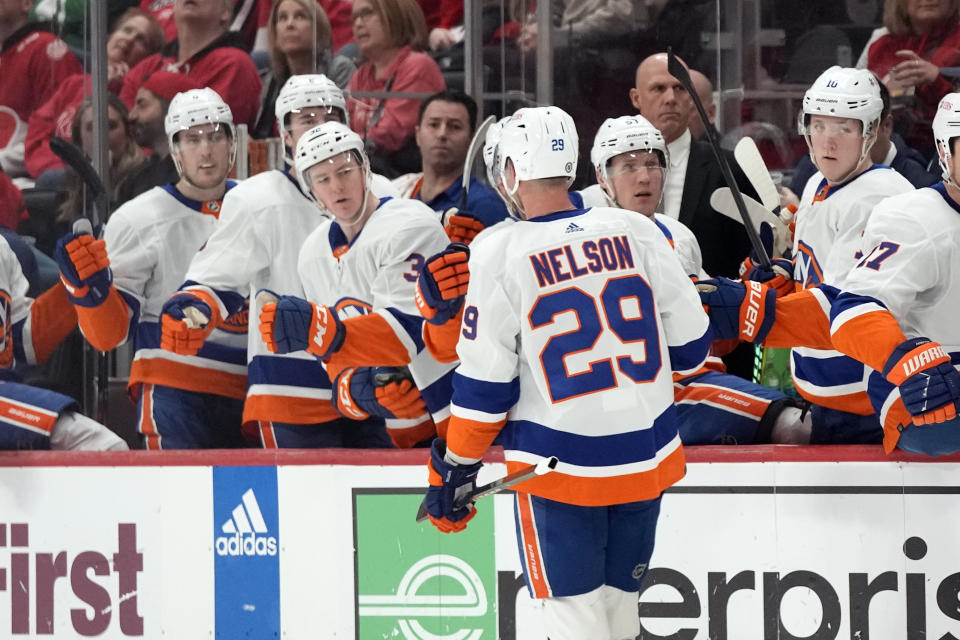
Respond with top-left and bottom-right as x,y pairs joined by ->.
49,136 -> 106,227
710,188 -> 792,259
459,115 -> 497,210
733,137 -> 780,212
415,455 -> 559,523
665,50 -> 772,270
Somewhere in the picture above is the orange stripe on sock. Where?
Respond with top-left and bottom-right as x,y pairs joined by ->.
259,421 -> 279,449
516,493 -> 551,599
138,384 -> 161,450
674,385 -> 769,419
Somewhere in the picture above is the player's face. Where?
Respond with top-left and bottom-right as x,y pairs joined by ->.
604,150 -> 664,217
630,61 -> 692,144
172,123 -> 233,189
107,14 -> 155,67
283,108 -> 345,152
416,100 -> 471,174
808,115 -> 866,183
129,88 -> 166,147
306,151 -> 368,221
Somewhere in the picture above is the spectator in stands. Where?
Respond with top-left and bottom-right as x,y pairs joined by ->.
57,96 -> 146,222
787,77 -> 939,198
25,8 -> 165,181
393,90 -> 507,228
252,0 -> 356,138
120,0 -> 263,128
117,71 -> 204,205
0,0 -> 81,187
0,170 -> 25,232
686,68 -> 716,141
419,0 -> 464,53
867,0 -> 960,153
629,52 -> 755,279
347,0 -> 445,178
141,0 -> 264,51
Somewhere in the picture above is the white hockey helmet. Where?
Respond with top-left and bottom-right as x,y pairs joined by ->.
275,73 -> 348,130
164,88 -> 236,173
482,116 -> 509,187
798,66 -> 883,136
497,106 -> 578,218
294,121 -> 369,197
933,93 -> 960,186
591,115 -> 669,206
798,66 -> 882,183
165,87 -> 235,146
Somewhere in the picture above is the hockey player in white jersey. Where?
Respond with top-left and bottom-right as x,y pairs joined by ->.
159,74 -> 371,448
699,66 -> 914,444
258,121 -> 455,447
826,93 -> 960,455
590,115 -> 808,444
421,107 -> 711,640
0,236 -> 126,451
55,88 -> 247,450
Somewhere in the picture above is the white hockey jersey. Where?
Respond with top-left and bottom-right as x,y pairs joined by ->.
789,166 -> 913,413
446,206 -> 711,506
299,196 -> 455,442
830,183 -> 960,440
183,169 -> 337,425
101,183 -> 247,399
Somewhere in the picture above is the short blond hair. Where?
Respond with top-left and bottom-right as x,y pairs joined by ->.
267,0 -> 334,81
366,0 -> 428,51
883,0 -> 960,37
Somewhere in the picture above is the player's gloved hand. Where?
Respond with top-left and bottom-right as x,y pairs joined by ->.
416,243 -> 470,325
160,292 -> 214,355
54,228 -> 112,307
882,337 -> 960,426
258,294 -> 344,358
425,438 -> 481,533
332,366 -> 427,420
738,224 -> 795,297
442,208 -> 485,245
696,277 -> 776,344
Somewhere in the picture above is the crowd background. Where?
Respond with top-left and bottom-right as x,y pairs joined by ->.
1,0 -> 956,446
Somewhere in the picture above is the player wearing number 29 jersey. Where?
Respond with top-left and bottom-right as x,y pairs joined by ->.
449,204 -> 711,502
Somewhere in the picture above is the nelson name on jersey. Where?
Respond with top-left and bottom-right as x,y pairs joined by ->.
530,235 -> 635,288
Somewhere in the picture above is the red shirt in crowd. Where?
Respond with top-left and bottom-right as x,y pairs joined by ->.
0,24 -> 81,182
119,32 -> 263,129
347,46 -> 445,153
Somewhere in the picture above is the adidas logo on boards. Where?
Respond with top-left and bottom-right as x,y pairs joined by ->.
215,488 -> 278,557
565,222 -> 584,233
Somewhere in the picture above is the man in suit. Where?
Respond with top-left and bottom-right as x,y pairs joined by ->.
629,53 -> 755,279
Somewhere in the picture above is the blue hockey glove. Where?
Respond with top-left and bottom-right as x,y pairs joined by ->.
425,438 -> 481,533
160,292 -> 215,355
332,366 -> 427,420
696,277 -> 776,343
55,231 -> 112,307
883,337 -> 960,426
258,294 -> 344,358
739,223 -> 795,297
416,243 -> 469,325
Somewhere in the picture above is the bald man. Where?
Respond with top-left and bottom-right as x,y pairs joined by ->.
629,53 -> 757,380
687,69 -> 716,140
628,53 -> 754,280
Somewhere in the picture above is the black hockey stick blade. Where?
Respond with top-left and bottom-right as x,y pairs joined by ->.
415,455 -> 559,523
460,115 -> 497,210
665,49 -> 772,269
49,136 -> 106,202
